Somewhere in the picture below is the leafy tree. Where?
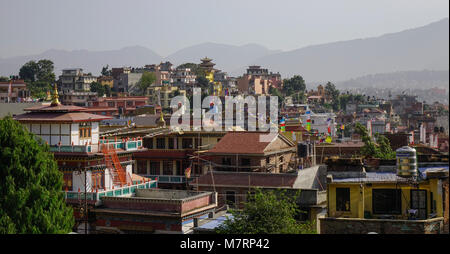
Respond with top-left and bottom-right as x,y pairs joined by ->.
90,81 -> 106,97
0,116 -> 74,233
325,82 -> 340,111
282,75 -> 306,96
354,122 -> 395,159
101,65 -> 111,76
19,61 -> 39,82
177,63 -> 205,77
196,76 -> 209,88
269,86 -> 285,108
0,76 -> 9,82
104,84 -> 112,97
216,189 -> 316,234
138,71 -> 156,95
19,59 -> 55,98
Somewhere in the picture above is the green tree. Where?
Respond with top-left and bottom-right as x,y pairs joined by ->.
138,71 -> 157,95
354,122 -> 395,159
0,76 -> 9,82
104,85 -> 112,97
325,82 -> 340,111
216,189 -> 316,234
90,81 -> 106,97
101,65 -> 111,76
282,75 -> 306,96
177,63 -> 205,77
269,86 -> 285,108
0,116 -> 74,233
19,61 -> 39,82
196,76 -> 209,88
19,60 -> 56,99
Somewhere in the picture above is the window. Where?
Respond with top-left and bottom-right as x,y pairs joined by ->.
150,162 -> 159,175
336,188 -> 350,212
411,189 -> 427,219
168,138 -> 174,149
137,160 -> 147,174
222,157 -> 232,166
163,161 -> 173,175
372,189 -> 401,215
182,138 -> 193,149
79,122 -> 92,139
266,157 -> 270,164
156,138 -> 165,149
241,158 -> 251,166
226,191 -> 236,207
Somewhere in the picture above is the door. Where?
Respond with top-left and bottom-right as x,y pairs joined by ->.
411,190 -> 427,219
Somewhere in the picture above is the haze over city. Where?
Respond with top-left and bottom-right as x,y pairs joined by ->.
1,0 -> 448,58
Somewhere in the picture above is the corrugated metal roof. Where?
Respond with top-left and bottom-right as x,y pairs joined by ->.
332,166 -> 448,183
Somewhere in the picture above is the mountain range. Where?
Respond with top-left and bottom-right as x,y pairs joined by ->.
0,18 -> 448,84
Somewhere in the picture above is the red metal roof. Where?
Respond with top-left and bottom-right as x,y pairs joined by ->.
24,104 -> 86,112
14,112 -> 112,123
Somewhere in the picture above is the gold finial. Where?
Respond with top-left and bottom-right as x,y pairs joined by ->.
45,90 -> 52,101
50,83 -> 60,106
157,111 -> 166,127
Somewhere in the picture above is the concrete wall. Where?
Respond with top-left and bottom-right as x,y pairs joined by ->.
320,217 -> 444,234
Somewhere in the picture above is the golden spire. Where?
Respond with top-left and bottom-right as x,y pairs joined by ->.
50,83 -> 61,106
157,111 -> 166,127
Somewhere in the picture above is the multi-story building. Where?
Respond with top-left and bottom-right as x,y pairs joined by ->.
300,111 -> 336,137
0,79 -> 30,102
60,91 -> 98,107
320,157 -> 448,234
13,88 -> 154,233
97,76 -> 114,88
113,72 -> 143,94
59,68 -> 97,93
86,96 -> 148,116
204,131 -> 296,173
237,66 -> 271,95
133,130 -> 227,189
171,67 -> 196,90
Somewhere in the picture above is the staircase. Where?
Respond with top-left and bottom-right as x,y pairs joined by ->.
102,144 -> 129,187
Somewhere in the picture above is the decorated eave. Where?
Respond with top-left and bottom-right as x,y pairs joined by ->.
13,111 -> 113,123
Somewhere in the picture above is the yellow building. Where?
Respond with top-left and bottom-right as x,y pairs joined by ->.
327,174 -> 444,220
321,160 -> 448,234
98,76 -> 114,88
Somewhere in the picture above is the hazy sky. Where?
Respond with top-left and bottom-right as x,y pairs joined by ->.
1,0 -> 448,58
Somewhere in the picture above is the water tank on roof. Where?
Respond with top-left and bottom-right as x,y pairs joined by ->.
396,146 -> 417,178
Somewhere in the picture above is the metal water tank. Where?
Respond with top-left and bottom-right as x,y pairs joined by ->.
396,146 -> 417,177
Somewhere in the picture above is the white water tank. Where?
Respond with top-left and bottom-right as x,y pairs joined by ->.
396,146 -> 417,178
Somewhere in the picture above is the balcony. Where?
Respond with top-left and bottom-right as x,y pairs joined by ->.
64,180 -> 158,206
49,139 -> 143,153
141,174 -> 187,184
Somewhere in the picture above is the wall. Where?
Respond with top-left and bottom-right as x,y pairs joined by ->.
320,217 -> 444,234
328,179 -> 443,220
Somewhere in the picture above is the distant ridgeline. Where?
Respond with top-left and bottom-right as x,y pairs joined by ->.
333,70 -> 449,104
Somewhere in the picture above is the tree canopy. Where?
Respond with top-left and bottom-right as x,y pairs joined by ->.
0,116 -> 74,233
19,59 -> 56,99
101,65 -> 112,76
354,122 -> 395,159
325,82 -> 340,111
138,71 -> 157,95
90,81 -> 106,97
282,75 -> 306,96
216,189 -> 316,234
